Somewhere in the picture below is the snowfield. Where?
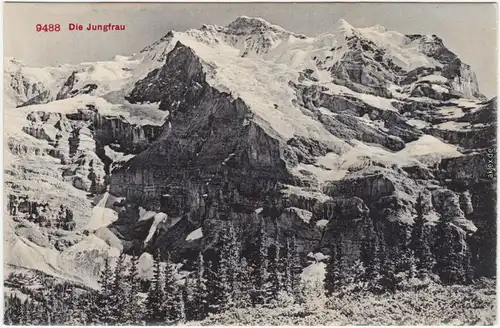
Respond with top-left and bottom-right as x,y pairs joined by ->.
3,15 -> 489,297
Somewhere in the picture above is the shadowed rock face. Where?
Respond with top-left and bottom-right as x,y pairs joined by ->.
111,43 -> 295,229
105,34 -> 494,278
5,17 -> 495,284
325,32 -> 484,100
291,83 -> 424,149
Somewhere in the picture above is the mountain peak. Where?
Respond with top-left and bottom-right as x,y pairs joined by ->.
371,24 -> 388,32
333,18 -> 358,37
226,15 -> 291,35
338,18 -> 354,29
4,57 -> 25,72
227,15 -> 272,28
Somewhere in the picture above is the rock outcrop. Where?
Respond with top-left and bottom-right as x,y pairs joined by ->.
107,21 -> 493,276
4,16 -> 496,287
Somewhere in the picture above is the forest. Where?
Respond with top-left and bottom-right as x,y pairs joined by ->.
3,195 -> 495,325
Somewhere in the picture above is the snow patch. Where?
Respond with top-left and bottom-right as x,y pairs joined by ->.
138,210 -> 157,222
307,252 -> 329,262
144,213 -> 168,245
316,219 -> 329,227
104,146 -> 135,164
433,121 -> 472,131
398,134 -> 462,159
301,262 -> 326,283
417,74 -> 448,84
438,106 -> 465,119
406,119 -> 430,129
86,192 -> 119,231
138,252 -> 154,279
287,207 -> 313,223
186,228 -> 203,241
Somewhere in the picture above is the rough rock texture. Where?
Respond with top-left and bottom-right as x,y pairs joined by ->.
4,17 -> 496,287
4,58 -> 51,107
108,23 -> 494,276
112,43 -> 294,209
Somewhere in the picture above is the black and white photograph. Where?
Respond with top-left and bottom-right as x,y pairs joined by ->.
2,2 -> 498,325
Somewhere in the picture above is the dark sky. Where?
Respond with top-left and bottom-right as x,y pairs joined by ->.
4,2 -> 497,97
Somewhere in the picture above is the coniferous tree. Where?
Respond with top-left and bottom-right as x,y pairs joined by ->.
268,241 -> 282,300
349,260 -> 366,287
406,250 -> 418,279
125,255 -> 143,325
183,277 -> 195,321
324,239 -> 346,296
30,298 -> 46,325
78,288 -> 97,325
110,252 -> 127,323
5,294 -> 23,325
463,245 -> 474,284
205,259 -> 221,314
283,235 -> 303,300
173,286 -> 186,323
62,283 -> 82,325
39,279 -> 56,324
22,299 -> 33,325
410,193 -> 435,276
434,214 -> 464,284
283,237 -> 293,295
22,299 -> 31,325
378,242 -> 397,293
395,225 -> 411,273
205,223 -> 240,314
219,222 -> 239,310
288,235 -> 303,303
146,251 -> 164,324
254,218 -> 269,304
227,224 -> 241,302
192,252 -> 207,320
235,257 -> 252,308
53,282 -> 76,324
94,256 -> 114,324
360,217 -> 380,287
162,252 -> 178,322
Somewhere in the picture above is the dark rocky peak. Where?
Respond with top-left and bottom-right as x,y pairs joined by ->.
208,16 -> 307,56
225,16 -> 299,37
413,34 -> 457,65
126,41 -> 206,108
325,24 -> 483,99
56,71 -> 78,100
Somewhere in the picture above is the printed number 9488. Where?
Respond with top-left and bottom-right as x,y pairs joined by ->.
36,24 -> 61,32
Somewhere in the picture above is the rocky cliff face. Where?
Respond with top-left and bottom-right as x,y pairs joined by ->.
4,16 -> 496,286
4,58 -> 51,107
106,18 -> 495,275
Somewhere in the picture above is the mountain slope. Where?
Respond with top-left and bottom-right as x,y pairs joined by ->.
4,16 -> 496,288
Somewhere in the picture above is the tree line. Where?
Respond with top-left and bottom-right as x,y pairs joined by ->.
4,219 -> 304,325
4,195 -> 477,324
324,193 -> 475,296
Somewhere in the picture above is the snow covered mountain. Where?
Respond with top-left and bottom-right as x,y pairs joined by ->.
4,16 -> 496,290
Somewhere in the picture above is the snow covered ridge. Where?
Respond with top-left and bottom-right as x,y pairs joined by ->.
141,16 -> 483,96
3,15 -> 496,302
4,16 -> 484,111
4,55 -> 141,108
124,16 -> 487,150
